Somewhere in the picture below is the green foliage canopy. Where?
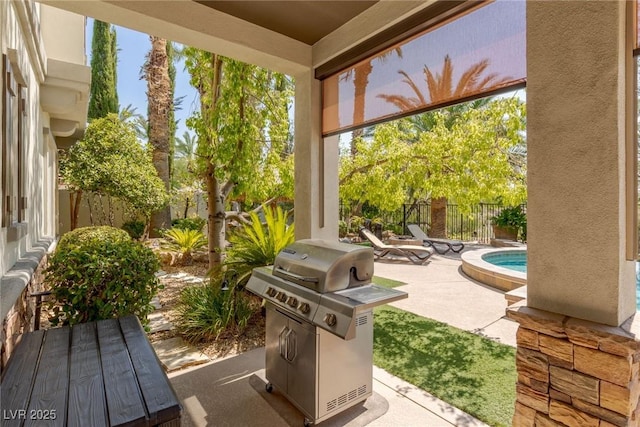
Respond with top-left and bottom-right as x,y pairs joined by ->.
340,98 -> 527,214
61,114 -> 169,218
184,49 -> 294,203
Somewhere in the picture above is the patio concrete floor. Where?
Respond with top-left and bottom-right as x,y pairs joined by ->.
167,245 -> 516,426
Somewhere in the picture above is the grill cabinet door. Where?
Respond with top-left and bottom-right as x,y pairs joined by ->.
265,306 -> 289,392
286,316 -> 317,418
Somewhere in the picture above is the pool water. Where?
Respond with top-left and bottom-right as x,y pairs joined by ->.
483,252 -> 640,310
482,252 -> 527,273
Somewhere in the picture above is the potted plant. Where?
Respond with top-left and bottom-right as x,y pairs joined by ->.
491,205 -> 526,241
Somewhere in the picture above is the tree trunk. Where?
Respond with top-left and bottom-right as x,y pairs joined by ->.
430,197 -> 448,238
183,196 -> 190,219
206,162 -> 225,267
70,190 -> 82,230
147,36 -> 172,236
350,62 -> 372,157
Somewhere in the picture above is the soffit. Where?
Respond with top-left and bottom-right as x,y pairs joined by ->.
194,1 -> 379,45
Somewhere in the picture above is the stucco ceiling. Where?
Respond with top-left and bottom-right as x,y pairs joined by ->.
194,1 -> 379,45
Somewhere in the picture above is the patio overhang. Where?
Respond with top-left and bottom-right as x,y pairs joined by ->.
40,0 -> 433,75
40,57 -> 90,142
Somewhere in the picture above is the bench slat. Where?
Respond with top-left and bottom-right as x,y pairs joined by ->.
25,327 -> 70,427
0,329 -> 45,427
97,319 -> 147,427
68,322 -> 108,427
119,315 -> 181,425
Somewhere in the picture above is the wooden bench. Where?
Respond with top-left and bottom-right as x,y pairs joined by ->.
1,315 -> 181,426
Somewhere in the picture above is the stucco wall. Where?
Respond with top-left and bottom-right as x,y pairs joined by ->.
40,4 -> 86,65
526,1 -> 636,326
1,1 -> 85,358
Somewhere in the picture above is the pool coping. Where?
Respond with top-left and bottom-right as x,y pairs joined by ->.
461,247 -> 527,292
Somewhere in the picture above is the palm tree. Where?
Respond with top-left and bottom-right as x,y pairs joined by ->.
119,104 -> 148,142
342,47 -> 402,156
341,48 -> 402,217
379,55 -> 511,238
378,55 -> 510,111
145,36 -> 172,236
175,131 -> 197,169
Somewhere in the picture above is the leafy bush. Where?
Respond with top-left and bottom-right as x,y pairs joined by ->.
176,279 -> 256,343
172,217 -> 206,232
58,226 -> 131,249
225,205 -> 295,285
46,226 -> 160,326
162,227 -> 207,265
122,220 -> 146,240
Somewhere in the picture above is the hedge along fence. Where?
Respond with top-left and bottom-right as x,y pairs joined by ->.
340,202 -> 527,243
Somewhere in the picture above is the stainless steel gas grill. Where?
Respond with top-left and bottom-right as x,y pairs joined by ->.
246,239 -> 408,426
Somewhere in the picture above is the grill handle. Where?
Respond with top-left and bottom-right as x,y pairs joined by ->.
274,266 -> 319,284
278,326 -> 297,362
285,329 -> 296,362
279,326 -> 289,360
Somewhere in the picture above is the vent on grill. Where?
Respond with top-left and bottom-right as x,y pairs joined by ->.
338,394 -> 348,406
356,315 -> 368,326
358,385 -> 367,396
326,384 -> 368,413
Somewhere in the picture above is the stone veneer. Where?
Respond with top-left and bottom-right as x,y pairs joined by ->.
507,302 -> 640,427
0,239 -> 53,374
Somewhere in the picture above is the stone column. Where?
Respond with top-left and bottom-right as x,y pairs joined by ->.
293,69 -> 339,240
508,305 -> 640,426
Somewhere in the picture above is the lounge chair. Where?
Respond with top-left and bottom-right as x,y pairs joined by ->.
359,227 -> 434,264
407,224 -> 465,255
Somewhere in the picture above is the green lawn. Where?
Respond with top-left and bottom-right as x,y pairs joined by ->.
372,276 -> 406,288
373,306 -> 516,427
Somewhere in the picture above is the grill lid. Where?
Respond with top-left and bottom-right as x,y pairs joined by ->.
272,239 -> 373,293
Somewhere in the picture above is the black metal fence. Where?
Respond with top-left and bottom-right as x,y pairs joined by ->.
340,202 -> 526,243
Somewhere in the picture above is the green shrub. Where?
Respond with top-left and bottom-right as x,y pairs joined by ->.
162,227 -> 207,265
176,279 -> 256,343
58,226 -> 131,250
121,220 -> 146,240
225,205 -> 295,285
172,217 -> 206,232
46,226 -> 160,326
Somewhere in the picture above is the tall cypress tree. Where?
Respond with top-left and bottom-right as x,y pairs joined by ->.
110,26 -> 119,110
88,20 -> 118,120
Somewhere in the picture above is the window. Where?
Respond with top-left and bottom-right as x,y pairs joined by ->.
2,53 -> 26,228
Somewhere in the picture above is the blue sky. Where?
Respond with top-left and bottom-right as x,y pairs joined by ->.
86,19 -> 198,139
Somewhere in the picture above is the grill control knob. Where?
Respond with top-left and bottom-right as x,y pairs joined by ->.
286,296 -> 298,307
276,292 -> 287,302
323,313 -> 337,327
298,302 -> 311,314
266,287 -> 277,297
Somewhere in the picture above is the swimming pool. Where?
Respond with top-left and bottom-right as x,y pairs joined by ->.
460,248 -> 527,292
482,251 -> 527,273
467,249 -> 640,309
